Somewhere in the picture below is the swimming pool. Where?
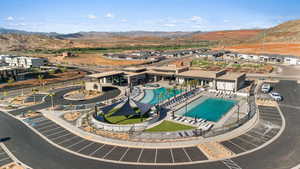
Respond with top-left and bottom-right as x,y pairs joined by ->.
140,87 -> 183,105
177,97 -> 237,122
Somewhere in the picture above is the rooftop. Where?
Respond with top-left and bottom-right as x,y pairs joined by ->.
149,65 -> 188,72
88,71 -> 124,78
177,70 -> 218,79
216,72 -> 245,81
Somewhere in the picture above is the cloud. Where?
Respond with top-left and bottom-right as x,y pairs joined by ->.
190,16 -> 203,22
105,13 -> 115,18
87,14 -> 97,19
121,19 -> 128,22
163,23 -> 176,27
223,19 -> 230,23
6,16 -> 14,21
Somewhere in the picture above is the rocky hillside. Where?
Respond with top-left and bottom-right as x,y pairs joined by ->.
0,34 -> 73,51
0,28 -> 266,52
249,19 -> 300,43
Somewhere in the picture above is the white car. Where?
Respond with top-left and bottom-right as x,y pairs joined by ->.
261,84 -> 271,93
269,92 -> 283,101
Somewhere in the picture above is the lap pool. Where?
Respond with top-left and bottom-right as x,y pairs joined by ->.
140,87 -> 183,105
176,97 -> 237,122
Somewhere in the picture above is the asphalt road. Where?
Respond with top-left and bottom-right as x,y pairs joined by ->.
8,86 -> 121,116
0,80 -> 299,169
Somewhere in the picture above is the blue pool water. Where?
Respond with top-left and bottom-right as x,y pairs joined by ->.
140,87 -> 183,105
177,97 -> 237,122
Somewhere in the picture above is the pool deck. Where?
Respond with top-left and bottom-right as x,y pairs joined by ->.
171,91 -> 248,129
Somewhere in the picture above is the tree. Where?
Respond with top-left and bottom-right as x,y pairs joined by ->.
48,69 -> 56,75
37,74 -> 44,87
80,80 -> 85,93
7,78 -> 15,87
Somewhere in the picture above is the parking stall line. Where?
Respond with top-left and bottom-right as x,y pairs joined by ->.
182,148 -> 192,162
0,157 -> 10,162
102,146 -> 116,159
34,123 -> 57,130
136,149 -> 144,162
34,120 -> 53,127
57,135 -> 78,145
77,142 -> 95,153
40,126 -> 62,133
236,136 -> 259,147
42,128 -> 65,136
51,133 -> 73,141
170,149 -> 174,163
119,147 -> 129,161
227,140 -> 247,152
65,139 -> 86,149
44,130 -> 67,137
154,148 -> 157,163
222,159 -> 242,169
89,144 -> 106,156
245,131 -> 271,141
37,124 -> 60,132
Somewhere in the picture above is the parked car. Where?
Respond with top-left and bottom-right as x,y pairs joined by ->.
269,92 -> 283,101
261,84 -> 271,93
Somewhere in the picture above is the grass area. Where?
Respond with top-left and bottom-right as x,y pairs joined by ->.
22,43 -> 211,54
145,120 -> 196,132
104,107 -> 149,125
191,59 -> 229,68
105,114 -> 149,125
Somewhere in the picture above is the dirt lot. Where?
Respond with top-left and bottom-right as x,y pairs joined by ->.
222,43 -> 300,56
50,53 -> 146,66
0,71 -> 85,89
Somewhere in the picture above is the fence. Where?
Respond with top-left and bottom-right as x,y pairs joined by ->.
203,95 -> 257,138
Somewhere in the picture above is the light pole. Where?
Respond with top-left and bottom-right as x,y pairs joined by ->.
32,88 -> 39,103
237,104 -> 240,123
48,92 -> 55,110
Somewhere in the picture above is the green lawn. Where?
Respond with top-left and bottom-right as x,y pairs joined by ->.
145,120 -> 196,132
104,113 -> 149,125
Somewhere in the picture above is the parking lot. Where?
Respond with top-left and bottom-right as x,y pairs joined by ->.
220,106 -> 282,154
0,146 -> 13,167
26,115 -> 209,164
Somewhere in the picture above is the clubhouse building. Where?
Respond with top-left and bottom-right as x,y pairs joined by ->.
85,66 -> 246,92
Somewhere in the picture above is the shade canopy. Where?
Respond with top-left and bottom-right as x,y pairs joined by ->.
100,101 -> 122,114
107,97 -> 152,117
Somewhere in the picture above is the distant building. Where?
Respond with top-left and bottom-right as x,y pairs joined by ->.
5,56 -> 48,68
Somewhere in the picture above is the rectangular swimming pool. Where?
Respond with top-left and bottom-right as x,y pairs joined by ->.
140,87 -> 183,105
177,97 -> 237,122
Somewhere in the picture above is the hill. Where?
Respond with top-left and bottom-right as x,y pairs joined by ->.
0,34 -> 73,51
0,28 -> 264,52
249,19 -> 300,43
187,29 -> 263,42
223,19 -> 300,56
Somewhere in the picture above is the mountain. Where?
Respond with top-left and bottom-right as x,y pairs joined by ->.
249,19 -> 300,43
0,27 -> 59,36
0,33 -> 73,51
188,30 -> 263,42
0,27 -> 264,52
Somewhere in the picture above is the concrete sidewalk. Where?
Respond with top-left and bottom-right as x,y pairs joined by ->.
41,109 -> 258,148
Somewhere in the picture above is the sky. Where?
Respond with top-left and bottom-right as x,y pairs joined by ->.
0,0 -> 299,33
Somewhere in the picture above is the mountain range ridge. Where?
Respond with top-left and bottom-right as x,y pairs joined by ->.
1,19 -> 300,52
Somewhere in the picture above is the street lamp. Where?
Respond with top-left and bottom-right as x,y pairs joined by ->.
48,92 -> 55,110
237,104 -> 240,123
32,88 -> 39,103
